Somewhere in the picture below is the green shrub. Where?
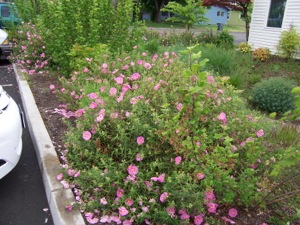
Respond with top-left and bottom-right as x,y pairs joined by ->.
238,42 -> 252,53
15,0 -> 145,75
215,31 -> 234,48
251,77 -> 296,113
200,45 -> 238,76
277,27 -> 300,59
252,47 -> 270,62
195,29 -> 217,44
142,39 -> 161,55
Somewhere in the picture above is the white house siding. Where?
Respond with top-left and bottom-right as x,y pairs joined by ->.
248,0 -> 300,55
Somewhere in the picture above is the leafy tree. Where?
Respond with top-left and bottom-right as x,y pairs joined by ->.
161,0 -> 207,31
139,0 -> 185,23
203,0 -> 253,41
139,0 -> 167,23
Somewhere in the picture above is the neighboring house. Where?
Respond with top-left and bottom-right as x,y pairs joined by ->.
142,6 -> 229,25
202,6 -> 229,25
248,0 -> 300,54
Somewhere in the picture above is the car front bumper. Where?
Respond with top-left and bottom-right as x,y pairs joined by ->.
0,44 -> 12,60
0,96 -> 23,179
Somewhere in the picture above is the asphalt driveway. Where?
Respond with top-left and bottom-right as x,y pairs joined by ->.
0,61 -> 54,225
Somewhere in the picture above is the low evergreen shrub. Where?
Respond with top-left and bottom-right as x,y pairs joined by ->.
251,77 -> 295,113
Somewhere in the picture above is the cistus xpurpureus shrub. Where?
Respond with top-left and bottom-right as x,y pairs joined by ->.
51,45 -> 287,224
9,22 -> 49,75
251,77 -> 295,113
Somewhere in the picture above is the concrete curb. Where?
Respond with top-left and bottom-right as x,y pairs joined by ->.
13,64 -> 85,225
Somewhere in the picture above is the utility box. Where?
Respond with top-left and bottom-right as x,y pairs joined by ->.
217,23 -> 223,32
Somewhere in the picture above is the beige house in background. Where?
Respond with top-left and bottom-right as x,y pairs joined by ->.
248,0 -> 300,54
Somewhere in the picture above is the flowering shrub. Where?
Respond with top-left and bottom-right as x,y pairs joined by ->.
252,48 -> 270,62
237,42 -> 252,53
51,44 -> 290,224
9,22 -> 49,75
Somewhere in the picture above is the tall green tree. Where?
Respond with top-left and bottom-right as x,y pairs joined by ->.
202,0 -> 253,41
139,0 -> 185,23
161,0 -> 207,31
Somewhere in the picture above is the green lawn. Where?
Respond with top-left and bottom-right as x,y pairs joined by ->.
144,20 -> 245,33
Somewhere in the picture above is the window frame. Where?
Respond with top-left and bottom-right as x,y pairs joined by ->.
267,0 -> 287,28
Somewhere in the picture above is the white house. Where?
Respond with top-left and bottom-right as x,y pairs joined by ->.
248,0 -> 300,54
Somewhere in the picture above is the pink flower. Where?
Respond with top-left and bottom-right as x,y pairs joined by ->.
83,67 -> 89,73
82,131 -> 92,140
56,173 -> 63,181
127,165 -> 138,176
125,198 -> 134,206
154,83 -> 161,90
89,102 -> 97,109
207,75 -> 215,84
130,97 -> 138,105
109,87 -> 117,96
143,62 -> 152,70
159,192 -> 169,203
222,216 -> 236,224
228,208 -> 238,218
158,173 -> 165,182
166,207 -> 176,217
100,197 -> 107,205
102,63 -> 108,69
136,153 -> 143,161
65,204 -> 73,211
116,188 -> 124,197
204,190 -> 216,202
122,84 -> 131,93
122,64 -> 129,70
85,212 -> 99,224
180,213 -> 190,220
49,84 -> 55,90
217,112 -> 227,122
136,136 -> 144,145
194,214 -> 204,225
118,206 -> 129,216
142,52 -> 147,56
256,129 -> 264,137
176,103 -> 183,111
123,219 -> 133,225
196,173 -> 205,180
115,76 -> 124,84
137,59 -> 143,65
131,72 -> 141,80
174,156 -> 182,165
88,92 -> 98,99
207,202 -> 218,213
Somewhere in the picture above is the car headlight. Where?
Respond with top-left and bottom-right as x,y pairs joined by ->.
1,38 -> 9,45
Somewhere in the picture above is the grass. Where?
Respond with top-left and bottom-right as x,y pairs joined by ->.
144,20 -> 245,33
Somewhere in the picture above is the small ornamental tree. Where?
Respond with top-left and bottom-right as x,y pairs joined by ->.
161,0 -> 208,31
203,0 -> 253,41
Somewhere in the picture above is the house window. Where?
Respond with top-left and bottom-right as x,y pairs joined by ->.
267,0 -> 287,28
1,6 -> 10,17
220,12 -> 224,16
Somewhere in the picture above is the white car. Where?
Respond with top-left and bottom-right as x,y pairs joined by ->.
0,28 -> 12,60
0,85 -> 23,179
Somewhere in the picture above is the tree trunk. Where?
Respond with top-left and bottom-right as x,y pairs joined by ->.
154,0 -> 165,23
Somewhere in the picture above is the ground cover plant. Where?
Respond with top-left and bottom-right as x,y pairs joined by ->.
9,1 -> 300,224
